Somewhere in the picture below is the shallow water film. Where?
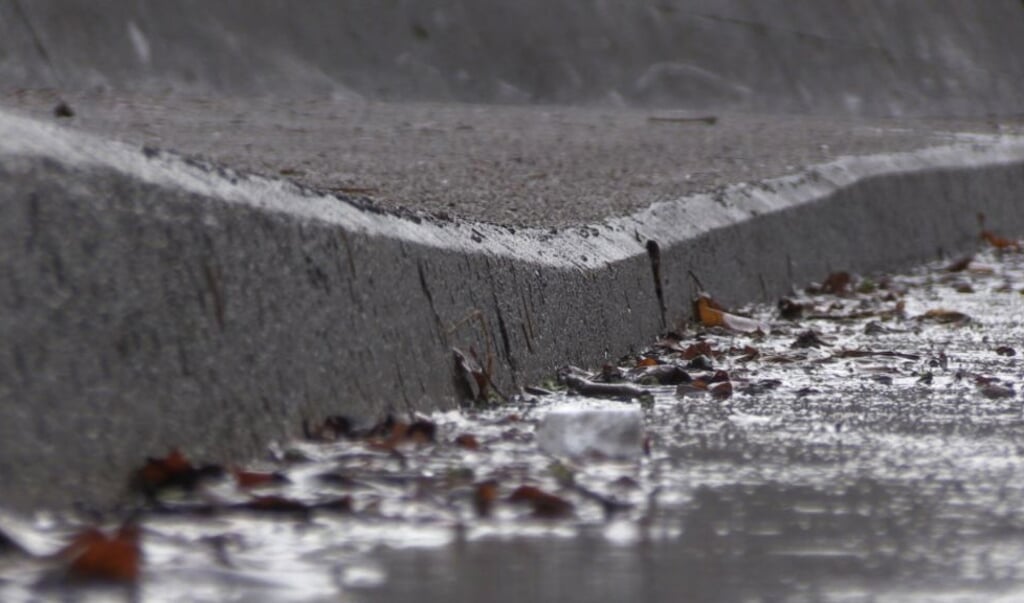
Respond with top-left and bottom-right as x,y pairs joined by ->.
2,245 -> 1024,602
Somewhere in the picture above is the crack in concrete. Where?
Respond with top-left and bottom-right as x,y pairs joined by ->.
645,239 -> 667,330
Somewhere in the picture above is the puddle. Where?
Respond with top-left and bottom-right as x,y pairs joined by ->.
2,246 -> 1024,601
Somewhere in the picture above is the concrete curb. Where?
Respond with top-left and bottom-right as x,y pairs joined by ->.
2,110 -> 1024,511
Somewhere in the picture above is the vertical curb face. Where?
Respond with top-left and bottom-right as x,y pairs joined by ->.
2,111 -> 1024,511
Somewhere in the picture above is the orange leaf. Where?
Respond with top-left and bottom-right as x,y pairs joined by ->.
637,357 -> 659,368
694,294 -> 726,327
694,294 -> 765,333
62,524 -> 140,583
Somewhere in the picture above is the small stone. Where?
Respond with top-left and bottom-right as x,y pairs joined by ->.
536,405 -> 644,460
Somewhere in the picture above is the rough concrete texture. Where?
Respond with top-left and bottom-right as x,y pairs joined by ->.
2,109 -> 1024,511
3,91 -> 1023,227
3,1 -> 1024,116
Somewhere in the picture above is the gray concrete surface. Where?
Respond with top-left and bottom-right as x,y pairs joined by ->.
2,1 -> 1024,512
3,90 -> 1022,227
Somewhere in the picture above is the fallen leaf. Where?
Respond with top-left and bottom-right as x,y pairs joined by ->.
680,340 -> 716,360
978,212 -> 1022,251
694,293 -> 765,333
239,495 -> 311,514
303,416 -> 354,442
815,272 -> 852,295
777,298 -> 807,320
474,480 -> 499,518
508,485 -> 574,519
135,449 -> 223,496
982,230 -> 1021,251
60,524 -> 140,583
729,345 -> 761,362
365,417 -> 437,450
945,256 -> 973,272
232,467 -> 289,489
454,434 -> 480,450
406,419 -> 437,444
709,381 -> 734,400
995,346 -> 1017,357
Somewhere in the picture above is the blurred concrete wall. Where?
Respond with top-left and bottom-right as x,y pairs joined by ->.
2,0 -> 1024,116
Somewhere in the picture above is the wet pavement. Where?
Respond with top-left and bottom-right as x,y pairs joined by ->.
1,243 -> 1023,602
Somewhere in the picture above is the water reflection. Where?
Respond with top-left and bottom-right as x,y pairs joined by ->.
365,476 -> 1024,603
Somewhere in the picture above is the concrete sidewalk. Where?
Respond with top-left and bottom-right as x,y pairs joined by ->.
2,0 -> 1024,512
3,90 -> 1022,227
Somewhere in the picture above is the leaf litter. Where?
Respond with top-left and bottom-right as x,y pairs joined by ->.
3,243 -> 1024,600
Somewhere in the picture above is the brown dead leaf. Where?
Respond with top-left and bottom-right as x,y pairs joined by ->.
60,524 -> 140,583
777,298 -> 807,320
365,417 -> 438,450
729,345 -> 761,362
302,416 -> 353,442
680,340 -> 716,360
978,212 -> 1022,251
709,381 -> 734,400
135,449 -> 223,496
232,467 -> 289,489
454,434 -> 480,450
820,272 -> 852,295
474,480 -> 499,517
240,495 -> 311,514
508,485 -> 574,519
982,230 -> 1021,251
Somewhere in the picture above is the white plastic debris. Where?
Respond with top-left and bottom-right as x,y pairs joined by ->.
536,404 -> 644,460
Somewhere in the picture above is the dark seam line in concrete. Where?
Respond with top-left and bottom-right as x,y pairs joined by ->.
645,239 -> 667,330
417,261 -> 447,347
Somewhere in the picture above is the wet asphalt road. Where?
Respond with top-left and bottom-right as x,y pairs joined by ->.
1,246 -> 1023,602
